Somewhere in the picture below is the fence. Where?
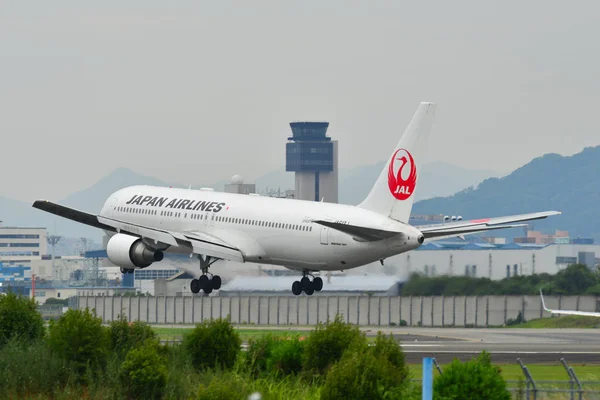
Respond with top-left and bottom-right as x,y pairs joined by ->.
416,357 -> 600,400
75,294 -> 599,326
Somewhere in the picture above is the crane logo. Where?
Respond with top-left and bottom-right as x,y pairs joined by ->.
388,148 -> 417,200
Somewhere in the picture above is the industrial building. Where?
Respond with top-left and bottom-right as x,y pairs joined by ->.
0,226 -> 47,294
224,175 -> 256,195
383,241 -> 600,280
286,121 -> 338,203
0,226 -> 47,262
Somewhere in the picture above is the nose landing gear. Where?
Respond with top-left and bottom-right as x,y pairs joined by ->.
292,270 -> 323,296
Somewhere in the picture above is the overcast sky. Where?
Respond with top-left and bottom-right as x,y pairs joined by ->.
2,1 -> 599,202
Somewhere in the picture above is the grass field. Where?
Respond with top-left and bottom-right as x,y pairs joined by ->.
509,315 -> 600,329
408,363 -> 600,381
154,326 -> 313,341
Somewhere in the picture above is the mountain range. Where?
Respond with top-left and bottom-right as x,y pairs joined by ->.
412,146 -> 600,242
1,161 -> 495,242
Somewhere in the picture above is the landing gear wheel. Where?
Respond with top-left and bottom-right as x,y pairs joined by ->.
292,281 -> 302,296
198,275 -> 209,289
120,267 -> 126,274
304,286 -> 315,296
300,276 -> 311,289
203,284 -> 213,295
212,275 -> 222,290
313,277 -> 323,292
190,279 -> 200,294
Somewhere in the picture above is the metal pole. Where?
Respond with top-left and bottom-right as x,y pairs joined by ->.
422,357 -> 433,400
518,358 -> 537,400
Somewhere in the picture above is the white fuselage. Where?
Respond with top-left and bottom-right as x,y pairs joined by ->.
100,185 -> 423,273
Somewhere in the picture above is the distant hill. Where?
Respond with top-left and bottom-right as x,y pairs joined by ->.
1,161 -> 496,242
412,146 -> 600,241
338,161 -> 497,205
252,162 -> 496,205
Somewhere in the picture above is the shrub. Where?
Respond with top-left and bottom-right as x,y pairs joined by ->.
267,336 -> 306,376
184,318 -> 242,371
109,314 -> 156,356
506,311 -> 526,326
47,308 -> 110,377
243,333 -> 280,376
371,332 -> 409,382
321,347 -> 407,400
163,343 -> 202,400
121,340 -> 168,400
434,351 -> 510,400
0,292 -> 45,346
0,338 -> 73,398
45,297 -> 69,306
302,315 -> 366,377
196,371 -> 248,400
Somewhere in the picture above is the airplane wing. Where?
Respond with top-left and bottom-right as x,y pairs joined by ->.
32,200 -> 245,263
312,220 -> 400,242
540,290 -> 600,317
418,211 -> 561,240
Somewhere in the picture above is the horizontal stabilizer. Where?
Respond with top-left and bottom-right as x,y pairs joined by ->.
313,220 -> 400,242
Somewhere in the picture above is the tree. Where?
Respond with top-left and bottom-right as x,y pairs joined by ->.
302,315 -> 367,378
121,341 -> 168,400
434,352 -> 510,400
0,292 -> 44,346
109,314 -> 156,357
183,318 -> 241,371
552,264 -> 598,294
47,308 -> 110,377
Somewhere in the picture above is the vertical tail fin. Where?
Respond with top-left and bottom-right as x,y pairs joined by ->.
358,102 -> 436,222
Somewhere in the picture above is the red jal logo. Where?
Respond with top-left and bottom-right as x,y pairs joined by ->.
387,148 -> 417,200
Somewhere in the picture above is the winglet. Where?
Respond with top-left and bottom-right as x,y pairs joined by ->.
540,289 -> 549,312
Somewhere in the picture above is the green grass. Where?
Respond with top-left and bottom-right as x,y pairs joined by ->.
508,315 -> 600,329
409,363 -> 600,381
154,326 -> 313,341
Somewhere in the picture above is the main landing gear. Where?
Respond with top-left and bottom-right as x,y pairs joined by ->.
120,267 -> 134,274
291,271 -> 323,296
190,255 -> 222,295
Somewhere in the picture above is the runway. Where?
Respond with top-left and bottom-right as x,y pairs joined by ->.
370,327 -> 600,364
156,324 -> 600,364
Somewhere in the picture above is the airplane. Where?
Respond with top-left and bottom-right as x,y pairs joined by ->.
540,290 -> 600,317
32,102 -> 561,296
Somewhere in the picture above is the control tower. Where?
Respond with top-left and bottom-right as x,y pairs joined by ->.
285,122 -> 338,203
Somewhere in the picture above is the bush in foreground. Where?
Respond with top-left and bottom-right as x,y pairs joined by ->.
267,335 -> 306,377
0,338 -> 73,398
109,314 -> 157,357
47,308 -> 110,377
184,318 -> 241,371
302,315 -> 366,377
0,292 -> 45,346
321,346 -> 408,400
243,333 -> 280,376
371,332 -> 409,382
434,351 -> 510,400
121,340 -> 168,400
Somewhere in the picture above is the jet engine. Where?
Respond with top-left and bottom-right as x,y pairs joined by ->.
106,233 -> 164,269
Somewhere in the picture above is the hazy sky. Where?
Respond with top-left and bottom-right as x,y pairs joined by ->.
2,1 -> 599,202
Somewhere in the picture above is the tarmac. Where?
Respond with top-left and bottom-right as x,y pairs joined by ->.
156,325 -> 600,364
370,327 -> 600,364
